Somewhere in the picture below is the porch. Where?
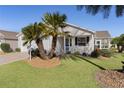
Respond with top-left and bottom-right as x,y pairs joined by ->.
63,35 -> 94,55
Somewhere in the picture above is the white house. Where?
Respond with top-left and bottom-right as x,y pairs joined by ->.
17,23 -> 111,55
94,31 -> 111,49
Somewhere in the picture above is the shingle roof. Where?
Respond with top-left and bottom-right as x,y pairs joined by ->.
95,31 -> 111,38
0,30 -> 18,40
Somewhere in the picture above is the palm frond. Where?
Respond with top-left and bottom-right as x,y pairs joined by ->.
77,5 -> 124,18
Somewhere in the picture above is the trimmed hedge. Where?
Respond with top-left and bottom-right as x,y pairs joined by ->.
15,48 -> 21,52
91,49 -> 100,58
0,43 -> 12,53
100,49 -> 112,57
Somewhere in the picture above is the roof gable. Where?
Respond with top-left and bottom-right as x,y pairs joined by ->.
63,23 -> 94,36
95,31 -> 111,38
0,30 -> 18,40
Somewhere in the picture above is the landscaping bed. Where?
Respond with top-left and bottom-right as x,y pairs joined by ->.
0,51 -> 5,55
96,70 -> 124,88
26,57 -> 60,68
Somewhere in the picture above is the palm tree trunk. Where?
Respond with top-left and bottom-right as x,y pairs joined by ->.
117,45 -> 123,53
36,39 -> 48,59
121,45 -> 124,52
49,35 -> 57,58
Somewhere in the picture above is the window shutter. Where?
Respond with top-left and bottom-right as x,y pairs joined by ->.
75,37 -> 77,45
87,36 -> 89,43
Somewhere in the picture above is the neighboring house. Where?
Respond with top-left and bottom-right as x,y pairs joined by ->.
0,30 -> 18,51
17,23 -> 111,55
94,31 -> 111,49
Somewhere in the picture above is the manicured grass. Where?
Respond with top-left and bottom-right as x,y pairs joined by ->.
0,53 -> 123,88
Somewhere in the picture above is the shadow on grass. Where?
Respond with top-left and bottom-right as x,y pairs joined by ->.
77,55 -> 106,70
69,55 -> 106,70
61,54 -> 106,70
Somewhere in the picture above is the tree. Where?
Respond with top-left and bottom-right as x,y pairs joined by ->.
111,34 -> 124,52
42,12 -> 67,58
119,34 -> 124,52
77,5 -> 124,18
111,37 -> 121,52
22,22 -> 49,59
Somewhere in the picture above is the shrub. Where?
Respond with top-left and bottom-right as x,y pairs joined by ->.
28,48 -> 40,57
91,49 -> 100,58
15,48 -> 20,52
0,43 -> 12,53
110,47 -> 118,53
73,51 -> 80,55
66,51 -> 71,54
100,49 -> 112,57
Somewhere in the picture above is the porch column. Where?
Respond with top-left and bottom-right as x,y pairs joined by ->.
64,36 -> 66,53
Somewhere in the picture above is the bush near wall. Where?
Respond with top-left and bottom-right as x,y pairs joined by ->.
91,49 -> 101,58
110,47 -> 118,53
0,43 -> 12,53
28,48 -> 40,57
15,48 -> 21,52
100,49 -> 112,58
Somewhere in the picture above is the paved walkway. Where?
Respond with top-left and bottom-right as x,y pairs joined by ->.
0,52 -> 29,65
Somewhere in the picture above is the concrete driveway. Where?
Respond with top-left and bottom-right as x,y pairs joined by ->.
0,52 -> 29,65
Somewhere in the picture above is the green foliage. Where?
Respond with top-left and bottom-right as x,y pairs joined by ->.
28,48 -> 40,57
112,34 -> 124,46
111,34 -> 124,52
110,47 -> 118,53
77,5 -> 124,18
73,51 -> 80,55
42,12 -> 67,36
100,49 -> 112,57
91,49 -> 100,58
111,37 -> 120,45
0,43 -> 12,53
119,34 -> 124,45
42,12 -> 67,58
15,48 -> 20,52
22,22 -> 49,46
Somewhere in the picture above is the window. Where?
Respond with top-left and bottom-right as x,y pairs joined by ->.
96,41 -> 100,44
95,40 -> 101,49
101,39 -> 109,49
75,37 -> 86,46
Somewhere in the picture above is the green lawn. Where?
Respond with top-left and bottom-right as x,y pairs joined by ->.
0,53 -> 123,88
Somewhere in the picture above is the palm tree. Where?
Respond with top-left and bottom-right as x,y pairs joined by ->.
22,22 -> 49,59
77,5 -> 124,18
42,12 -> 67,58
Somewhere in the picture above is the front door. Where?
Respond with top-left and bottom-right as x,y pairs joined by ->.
65,37 -> 72,53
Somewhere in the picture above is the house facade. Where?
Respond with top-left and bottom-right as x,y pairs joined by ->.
0,30 -> 18,51
94,31 -> 111,49
17,23 -> 111,55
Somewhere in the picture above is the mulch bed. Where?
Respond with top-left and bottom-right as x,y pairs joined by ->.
0,51 -> 5,55
96,70 -> 124,88
98,56 -> 110,60
26,57 -> 61,68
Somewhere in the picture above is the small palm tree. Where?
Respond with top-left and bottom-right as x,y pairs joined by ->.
22,22 -> 49,59
77,5 -> 124,18
42,12 -> 67,58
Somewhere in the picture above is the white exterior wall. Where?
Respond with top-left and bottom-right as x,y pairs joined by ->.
94,38 -> 111,49
17,25 -> 95,55
17,35 -> 62,54
43,36 -> 52,52
68,35 -> 94,55
63,25 -> 94,55
18,34 -> 29,52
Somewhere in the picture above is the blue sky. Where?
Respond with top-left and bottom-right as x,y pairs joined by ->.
0,5 -> 124,37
